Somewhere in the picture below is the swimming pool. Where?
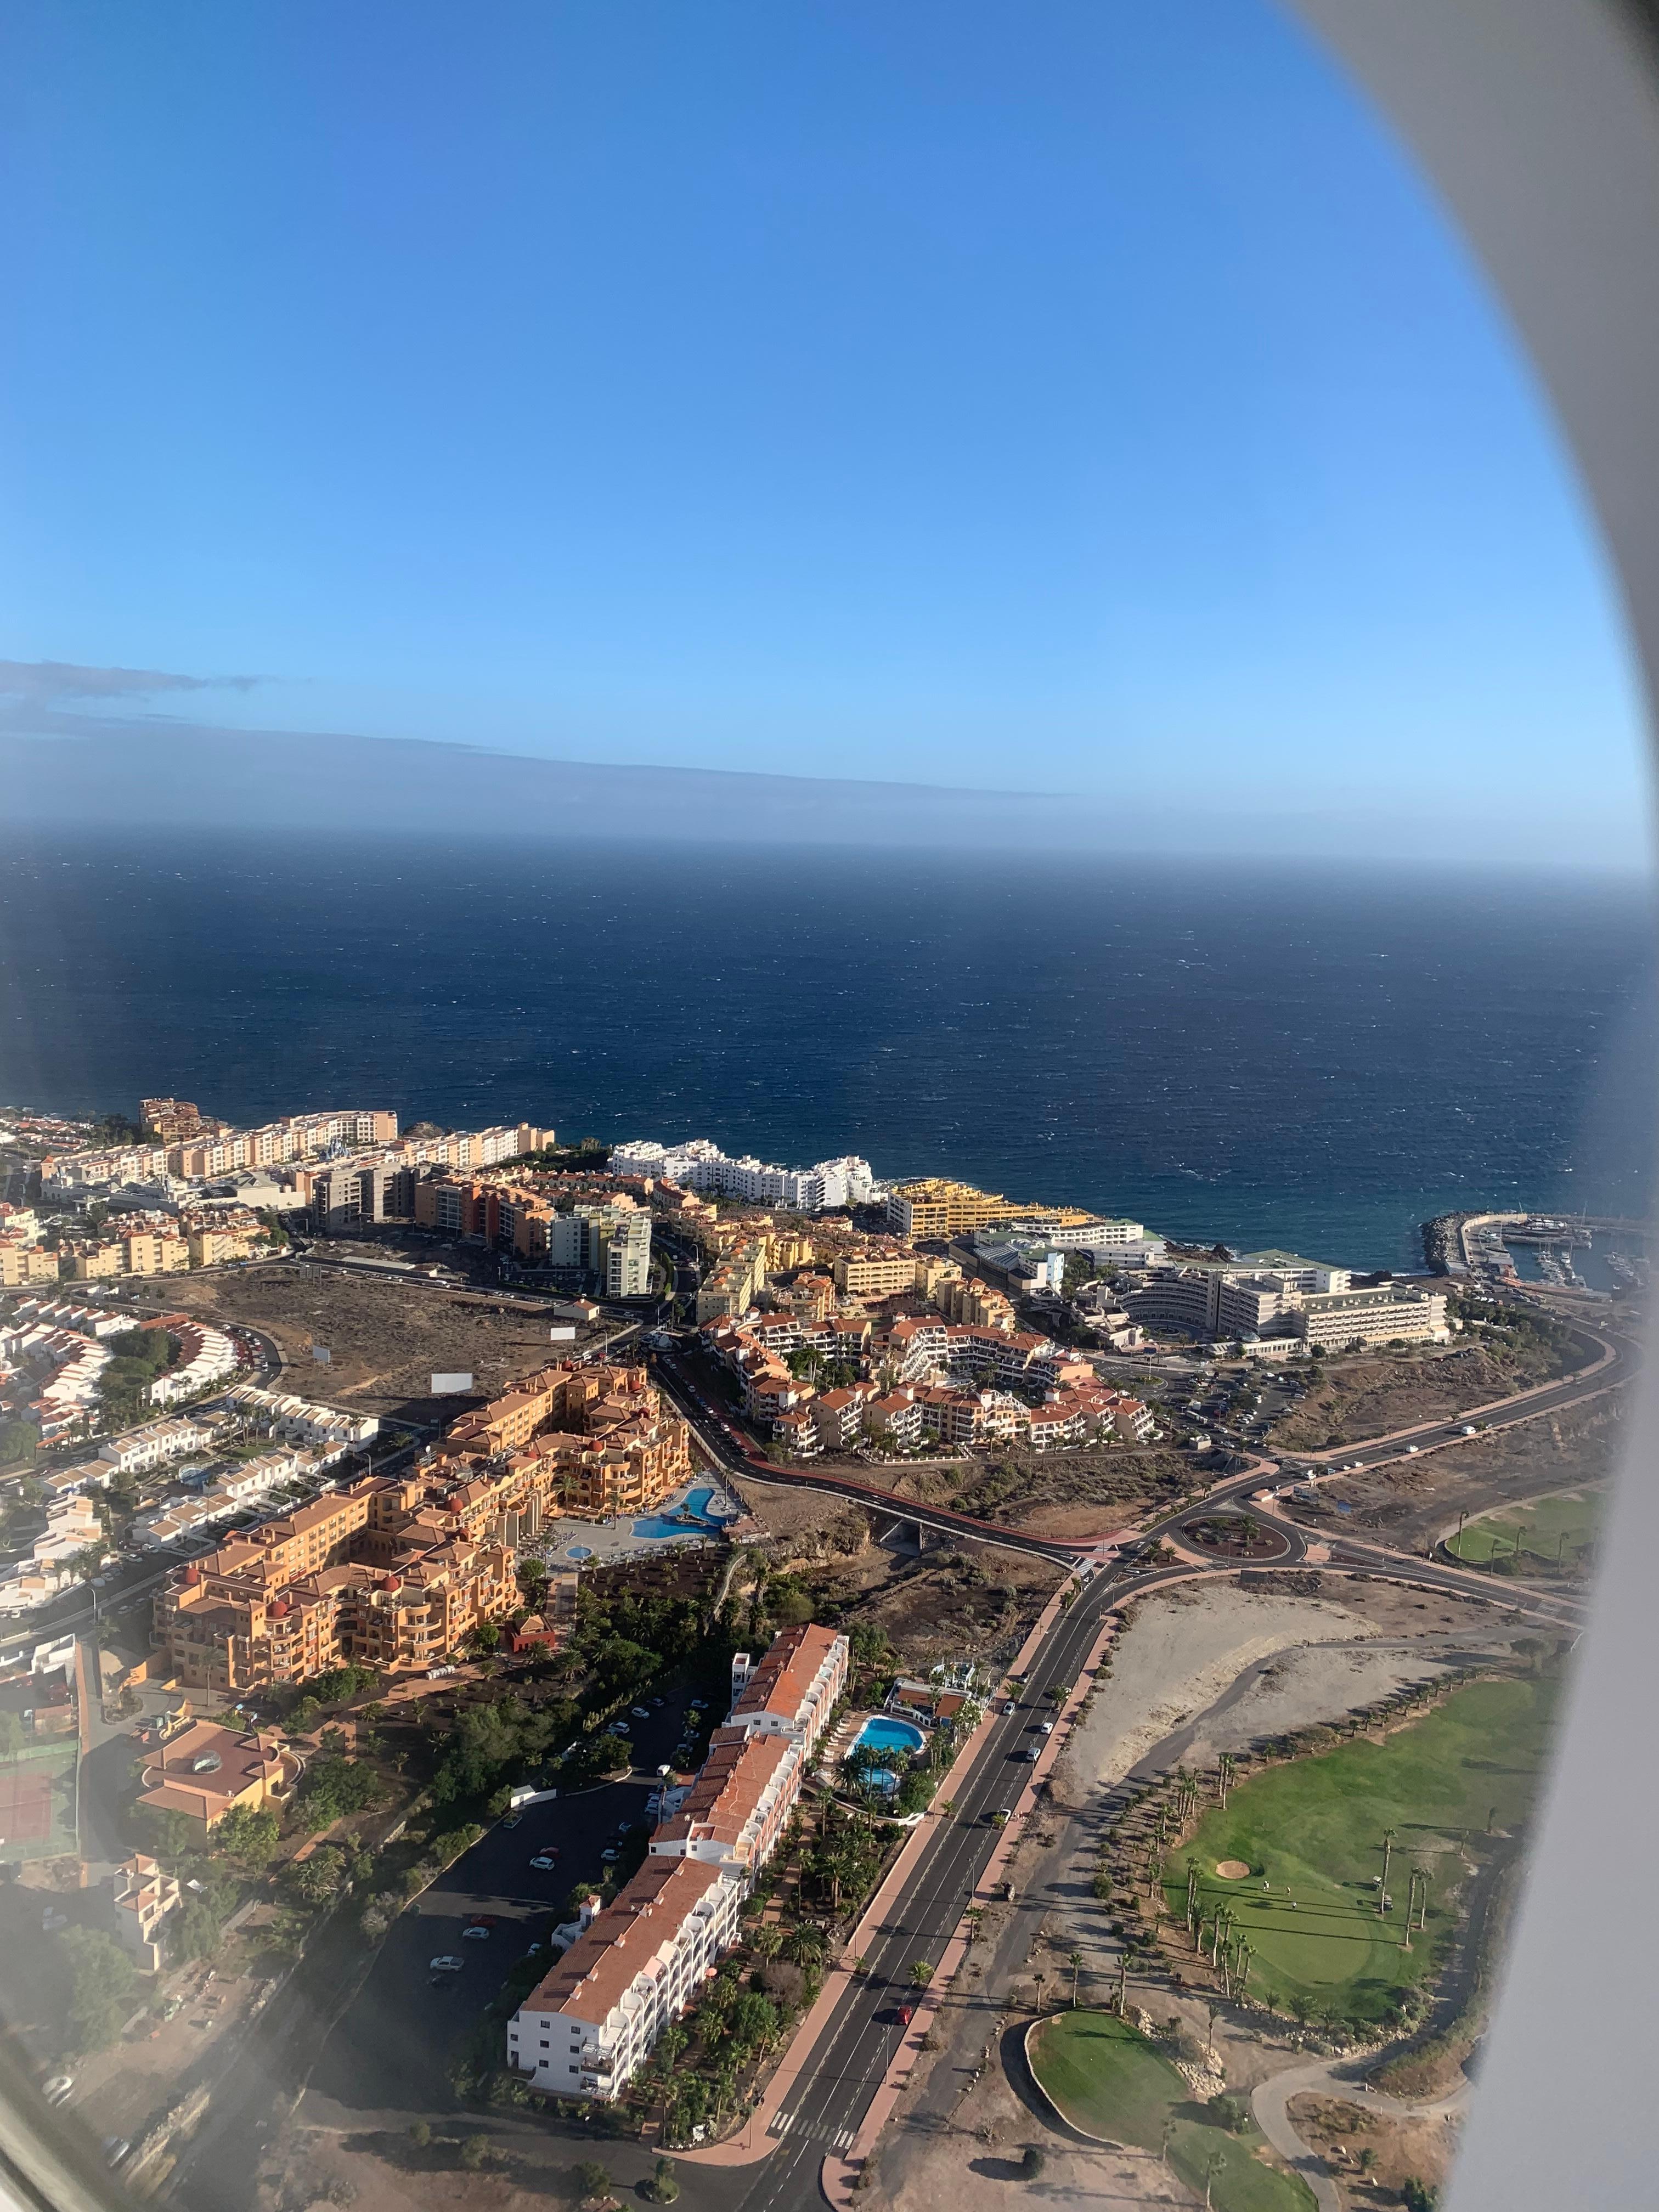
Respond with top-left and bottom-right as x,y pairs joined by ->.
631,1483 -> 740,1542
854,1715 -> 927,1757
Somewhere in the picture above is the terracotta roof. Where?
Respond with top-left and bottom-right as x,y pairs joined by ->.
652,1729 -> 793,1858
731,1623 -> 844,1729
520,1858 -> 729,2023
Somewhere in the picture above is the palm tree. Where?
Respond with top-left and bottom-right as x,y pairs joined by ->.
751,1925 -> 783,1962
783,1924 -> 826,1971
909,1959 -> 933,1989
1068,1949 -> 1084,2007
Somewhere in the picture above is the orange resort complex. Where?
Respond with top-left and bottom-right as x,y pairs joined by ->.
153,1362 -> 690,1697
508,1623 -> 849,2098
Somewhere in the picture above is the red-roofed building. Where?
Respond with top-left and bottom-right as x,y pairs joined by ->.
507,1857 -> 743,2100
727,1622 -> 849,1756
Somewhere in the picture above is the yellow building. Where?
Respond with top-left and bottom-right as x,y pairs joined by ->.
883,1178 -> 1088,1241
0,1243 -> 61,1286
123,1232 -> 191,1275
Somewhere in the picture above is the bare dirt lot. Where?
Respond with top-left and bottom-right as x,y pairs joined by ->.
1285,1397 -> 1623,1556
160,1263 -> 569,1426
730,1471 -> 1065,1672
1289,2093 -> 1455,2206
876,1446 -> 1204,1539
1271,1340 -> 1577,1453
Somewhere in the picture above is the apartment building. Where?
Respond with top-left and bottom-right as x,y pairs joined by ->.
140,1097 -> 212,1143
832,1247 -> 934,1299
310,1159 -> 417,1234
608,1139 -> 875,1213
219,1384 -> 381,1452
866,1389 -> 924,1449
1293,1287 -> 1449,1350
884,1178 -> 1091,1242
508,1858 -> 745,2099
727,1622 -> 849,1756
648,1725 -> 804,1876
98,1417 -> 214,1475
810,1385 -> 871,1452
148,1321 -> 239,1406
508,1617 -> 846,2102
111,1853 -> 183,1971
0,1243 -> 59,1287
154,1474 -> 518,1690
934,1275 -> 1016,1331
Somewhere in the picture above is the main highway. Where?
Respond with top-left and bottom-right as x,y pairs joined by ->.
642,1319 -> 1622,2204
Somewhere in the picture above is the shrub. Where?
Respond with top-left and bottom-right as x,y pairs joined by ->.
408,2120 -> 431,2148
459,2135 -> 494,2170
1022,2146 -> 1046,2180
573,2158 -> 612,2198
649,2155 -> 680,2203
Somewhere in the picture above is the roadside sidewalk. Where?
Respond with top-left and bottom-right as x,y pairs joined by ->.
681,1573 -> 1083,2168
820,1600 -> 1122,2206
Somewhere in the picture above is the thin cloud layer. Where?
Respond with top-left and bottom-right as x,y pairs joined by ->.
0,659 -> 259,715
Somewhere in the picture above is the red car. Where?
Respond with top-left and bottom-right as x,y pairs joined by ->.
898,2004 -> 914,2028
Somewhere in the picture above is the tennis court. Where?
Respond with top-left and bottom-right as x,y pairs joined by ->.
0,1743 -> 78,1861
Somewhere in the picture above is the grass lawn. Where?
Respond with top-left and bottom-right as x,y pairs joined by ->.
1030,2011 -> 1316,2212
1163,1677 -> 1556,2030
1445,1485 -> 1601,1570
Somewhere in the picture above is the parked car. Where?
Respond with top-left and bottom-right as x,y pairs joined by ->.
1025,1745 -> 1042,1761
1002,1701 -> 1017,1717
501,1814 -> 521,1829
41,2076 -> 74,2107
1039,1720 -> 1055,1735
429,1955 -> 464,1972
529,1854 -> 557,1871
631,1705 -> 651,1718
601,1847 -> 619,1863
461,1925 -> 491,1941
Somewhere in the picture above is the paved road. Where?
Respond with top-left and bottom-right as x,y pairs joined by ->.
168,1314 -> 1622,2207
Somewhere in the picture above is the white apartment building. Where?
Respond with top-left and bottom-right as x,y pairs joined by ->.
726,1621 -> 850,1756
608,1138 -> 876,1214
148,1324 -> 238,1407
1293,1287 -> 1449,1350
648,1726 -> 804,1876
508,1859 -> 744,2100
98,1417 -> 215,1476
1043,1217 -> 1147,1250
218,1383 -> 380,1451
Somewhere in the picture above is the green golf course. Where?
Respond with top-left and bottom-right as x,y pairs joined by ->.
1161,1675 -> 1558,2029
1029,2011 -> 1316,2212
1444,1485 -> 1601,1572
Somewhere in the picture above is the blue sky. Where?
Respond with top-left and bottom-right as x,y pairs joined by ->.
0,0 -> 1650,863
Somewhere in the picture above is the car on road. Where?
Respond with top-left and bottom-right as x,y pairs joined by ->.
1039,1719 -> 1055,1735
104,2140 -> 132,2169
601,1847 -> 619,1862
461,1925 -> 492,1942
41,2076 -> 74,2106
608,1720 -> 630,1734
429,1955 -> 464,1972
1002,1701 -> 1017,1717
631,1705 -> 651,1718
1025,1745 -> 1042,1761
529,1854 -> 557,1871
657,1762 -> 673,1777
501,1814 -> 521,1829
896,2004 -> 915,2028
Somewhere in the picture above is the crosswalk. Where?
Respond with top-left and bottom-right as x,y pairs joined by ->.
768,2107 -> 857,2152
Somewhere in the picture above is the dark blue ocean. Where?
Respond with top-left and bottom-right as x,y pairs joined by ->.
0,836 -> 1652,1271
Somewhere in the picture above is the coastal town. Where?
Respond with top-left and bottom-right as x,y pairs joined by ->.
0,1095 -> 1634,2212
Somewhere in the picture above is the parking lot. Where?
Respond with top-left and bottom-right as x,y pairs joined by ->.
302,1681 -> 716,2119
